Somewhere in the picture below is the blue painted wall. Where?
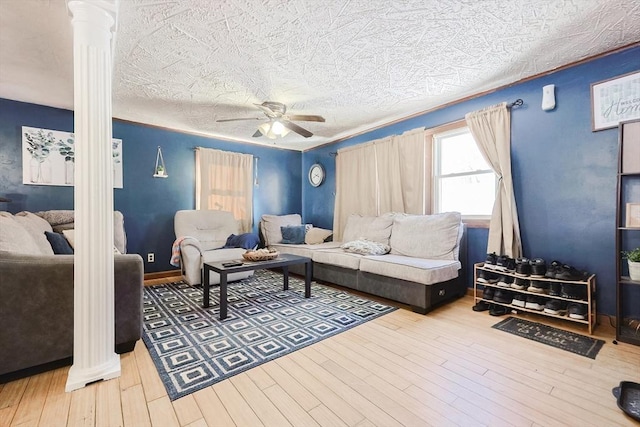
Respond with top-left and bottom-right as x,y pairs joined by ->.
302,46 -> 640,315
0,99 -> 302,272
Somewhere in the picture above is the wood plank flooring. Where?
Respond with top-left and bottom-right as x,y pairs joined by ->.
1,290 -> 639,427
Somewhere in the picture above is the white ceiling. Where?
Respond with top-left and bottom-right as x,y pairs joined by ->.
1,0 -> 639,151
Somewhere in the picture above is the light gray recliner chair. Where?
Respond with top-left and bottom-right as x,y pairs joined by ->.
174,209 -> 253,285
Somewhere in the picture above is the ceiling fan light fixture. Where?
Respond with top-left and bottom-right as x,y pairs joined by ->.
258,120 -> 289,139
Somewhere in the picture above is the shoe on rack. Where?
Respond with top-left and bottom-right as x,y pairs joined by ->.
568,303 -> 587,320
543,299 -> 568,316
530,258 -> 547,278
497,275 -> 514,288
512,294 -> 526,308
496,256 -> 516,272
484,252 -> 498,269
560,283 -> 587,300
515,258 -> 531,276
478,270 -> 499,283
528,280 -> 550,294
511,277 -> 529,290
482,287 -> 495,300
494,289 -> 514,304
525,295 -> 546,311
545,260 -> 562,279
472,300 -> 491,312
489,305 -> 510,316
548,282 -> 562,296
556,264 -> 589,282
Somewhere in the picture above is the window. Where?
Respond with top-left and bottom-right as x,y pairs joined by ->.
433,126 -> 496,219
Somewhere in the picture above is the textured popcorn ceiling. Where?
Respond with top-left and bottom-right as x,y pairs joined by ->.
1,0 -> 639,151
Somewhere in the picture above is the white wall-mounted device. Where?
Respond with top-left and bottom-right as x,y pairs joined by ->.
542,84 -> 556,111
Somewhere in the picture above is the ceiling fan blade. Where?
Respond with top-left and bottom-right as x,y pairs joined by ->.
286,115 -> 325,122
216,117 -> 263,122
254,103 -> 277,118
252,129 -> 263,138
281,120 -> 313,138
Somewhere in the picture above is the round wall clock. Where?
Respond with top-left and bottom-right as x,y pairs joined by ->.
308,163 -> 325,187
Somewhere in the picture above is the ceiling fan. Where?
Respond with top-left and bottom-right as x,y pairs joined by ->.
216,101 -> 325,139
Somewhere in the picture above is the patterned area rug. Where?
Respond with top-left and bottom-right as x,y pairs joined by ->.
492,317 -> 605,359
142,270 -> 397,400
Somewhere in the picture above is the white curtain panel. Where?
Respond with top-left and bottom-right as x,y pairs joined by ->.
465,102 -> 522,258
393,128 -> 428,215
195,147 -> 253,233
333,141 -> 378,240
372,136 -> 403,214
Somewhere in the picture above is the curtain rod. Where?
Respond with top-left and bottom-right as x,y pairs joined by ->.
508,99 -> 524,108
193,147 -> 259,159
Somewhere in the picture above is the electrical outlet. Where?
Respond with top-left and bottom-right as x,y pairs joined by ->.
147,253 -> 154,263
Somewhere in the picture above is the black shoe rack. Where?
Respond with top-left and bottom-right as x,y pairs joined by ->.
473,263 -> 597,334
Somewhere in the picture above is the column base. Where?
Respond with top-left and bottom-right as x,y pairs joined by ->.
65,353 -> 121,392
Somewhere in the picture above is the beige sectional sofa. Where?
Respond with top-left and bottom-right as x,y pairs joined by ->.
260,212 -> 467,313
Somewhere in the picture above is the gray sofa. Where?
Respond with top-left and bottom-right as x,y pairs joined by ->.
0,210 -> 143,382
261,212 -> 467,313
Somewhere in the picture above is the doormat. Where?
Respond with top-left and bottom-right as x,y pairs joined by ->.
492,317 -> 604,359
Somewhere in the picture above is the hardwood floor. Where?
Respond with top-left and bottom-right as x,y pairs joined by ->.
1,291 -> 639,427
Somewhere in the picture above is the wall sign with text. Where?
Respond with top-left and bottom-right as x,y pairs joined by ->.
591,71 -> 640,131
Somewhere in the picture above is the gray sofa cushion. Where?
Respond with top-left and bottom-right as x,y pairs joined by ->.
342,213 -> 394,245
359,255 -> 461,286
261,214 -> 302,246
390,212 -> 462,260
14,212 -> 55,255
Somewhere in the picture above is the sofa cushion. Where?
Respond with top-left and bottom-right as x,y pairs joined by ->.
271,241 -> 341,258
305,227 -> 333,244
261,214 -> 302,246
312,248 -> 363,270
281,225 -> 306,244
390,212 -> 462,260
359,255 -> 461,286
0,214 -> 42,255
342,213 -> 394,245
45,231 -> 74,254
14,212 -> 55,255
341,240 -> 390,255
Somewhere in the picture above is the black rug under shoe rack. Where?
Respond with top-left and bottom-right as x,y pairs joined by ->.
492,317 -> 604,359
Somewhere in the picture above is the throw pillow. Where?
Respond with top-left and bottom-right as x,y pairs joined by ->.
14,212 -> 55,255
62,229 -> 122,254
223,233 -> 260,249
341,239 -> 391,256
305,227 -> 333,244
281,225 -> 306,244
0,214 -> 42,255
45,231 -> 74,254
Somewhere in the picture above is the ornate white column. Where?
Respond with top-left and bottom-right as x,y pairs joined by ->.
66,0 -> 120,392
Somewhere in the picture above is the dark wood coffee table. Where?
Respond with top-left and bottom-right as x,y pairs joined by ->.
203,253 -> 312,320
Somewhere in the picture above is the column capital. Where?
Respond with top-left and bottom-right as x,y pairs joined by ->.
67,0 -> 118,31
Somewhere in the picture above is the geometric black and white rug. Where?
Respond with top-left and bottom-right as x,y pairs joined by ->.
142,270 -> 397,400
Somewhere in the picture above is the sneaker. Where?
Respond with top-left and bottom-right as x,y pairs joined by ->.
556,265 -> 589,282
515,258 -> 531,276
489,305 -> 510,316
472,300 -> 491,312
543,299 -> 568,315
482,287 -> 495,300
548,282 -> 562,296
511,277 -> 529,290
512,294 -> 526,307
494,289 -> 514,304
496,256 -> 516,272
525,296 -> 545,311
477,270 -> 499,283
497,275 -> 514,288
530,258 -> 547,278
484,252 -> 498,269
545,260 -> 562,279
560,283 -> 587,300
568,303 -> 587,320
528,280 -> 550,294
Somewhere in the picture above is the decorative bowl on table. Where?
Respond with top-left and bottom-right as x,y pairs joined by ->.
242,248 -> 279,261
